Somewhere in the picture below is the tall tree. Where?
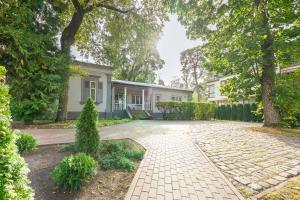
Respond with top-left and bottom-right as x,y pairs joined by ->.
180,46 -> 207,101
169,76 -> 184,88
172,0 -> 300,126
56,0 -> 168,121
0,0 -> 68,123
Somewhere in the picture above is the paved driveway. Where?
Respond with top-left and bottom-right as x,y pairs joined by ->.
21,120 -> 300,199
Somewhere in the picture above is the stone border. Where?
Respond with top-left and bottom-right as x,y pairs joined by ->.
124,148 -> 149,200
254,176 -> 300,199
195,144 -> 246,200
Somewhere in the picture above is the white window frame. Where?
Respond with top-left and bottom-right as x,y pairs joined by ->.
132,95 -> 142,105
90,81 -> 96,101
208,84 -> 215,98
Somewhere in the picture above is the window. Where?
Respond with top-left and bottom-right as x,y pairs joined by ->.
208,84 -> 215,98
132,95 -> 142,105
171,96 -> 182,101
156,95 -> 160,102
90,81 -> 96,101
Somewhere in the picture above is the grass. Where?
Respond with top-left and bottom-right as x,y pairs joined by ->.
263,177 -> 300,200
248,126 -> 300,137
64,118 -> 132,128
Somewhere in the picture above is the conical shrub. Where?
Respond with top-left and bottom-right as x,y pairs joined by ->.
75,98 -> 99,157
0,67 -> 34,200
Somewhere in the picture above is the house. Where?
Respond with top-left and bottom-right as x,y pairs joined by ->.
206,63 -> 300,105
67,61 -> 193,119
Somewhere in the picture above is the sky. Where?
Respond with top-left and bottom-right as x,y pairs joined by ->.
157,15 -> 202,85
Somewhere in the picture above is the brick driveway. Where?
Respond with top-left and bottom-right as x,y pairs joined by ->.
21,120 -> 300,199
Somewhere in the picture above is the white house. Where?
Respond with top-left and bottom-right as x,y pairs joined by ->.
206,63 -> 300,105
67,61 -> 193,119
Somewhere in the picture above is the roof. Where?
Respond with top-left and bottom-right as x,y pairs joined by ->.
73,60 -> 113,71
112,80 -> 194,92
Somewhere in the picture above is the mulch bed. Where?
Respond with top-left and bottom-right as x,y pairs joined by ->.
24,142 -> 140,200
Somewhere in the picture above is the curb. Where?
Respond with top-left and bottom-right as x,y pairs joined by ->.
195,142 -> 246,200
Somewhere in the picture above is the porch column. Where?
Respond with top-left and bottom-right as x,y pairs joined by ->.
124,87 -> 127,110
142,89 -> 145,110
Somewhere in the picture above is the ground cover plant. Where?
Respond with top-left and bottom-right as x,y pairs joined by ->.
16,133 -> 37,155
98,140 -> 145,171
50,153 -> 98,191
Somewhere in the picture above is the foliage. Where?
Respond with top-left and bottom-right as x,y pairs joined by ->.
63,118 -> 132,129
75,98 -> 99,157
172,0 -> 300,126
215,103 -> 263,122
0,0 -> 69,123
194,103 -> 216,120
98,140 -> 144,171
0,66 -> 33,200
273,69 -> 300,127
15,133 -> 37,155
180,46 -> 208,100
156,101 -> 216,120
50,153 -> 98,191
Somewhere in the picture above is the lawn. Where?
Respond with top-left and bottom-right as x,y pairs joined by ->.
12,118 -> 132,129
263,177 -> 300,200
249,126 -> 300,137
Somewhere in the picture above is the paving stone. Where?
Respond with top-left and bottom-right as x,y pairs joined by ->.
248,183 -> 263,191
266,178 -> 280,186
233,176 -> 251,185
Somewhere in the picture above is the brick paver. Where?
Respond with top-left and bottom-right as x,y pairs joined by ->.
188,122 -> 300,197
23,120 -> 300,199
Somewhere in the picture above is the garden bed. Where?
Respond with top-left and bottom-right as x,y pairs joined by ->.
13,118 -> 132,129
24,139 -> 142,200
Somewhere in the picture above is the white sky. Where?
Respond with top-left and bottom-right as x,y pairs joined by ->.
157,15 -> 202,85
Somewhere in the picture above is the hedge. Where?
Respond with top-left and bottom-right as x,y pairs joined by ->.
215,103 -> 263,122
156,101 -> 216,120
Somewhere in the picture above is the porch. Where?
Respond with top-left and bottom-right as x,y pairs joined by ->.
112,84 -> 153,112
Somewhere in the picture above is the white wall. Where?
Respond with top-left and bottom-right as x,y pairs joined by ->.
67,68 -> 109,113
152,88 -> 192,112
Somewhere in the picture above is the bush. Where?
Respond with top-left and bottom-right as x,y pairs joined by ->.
98,141 -> 144,171
273,69 -> 300,127
50,153 -> 98,191
0,66 -> 34,199
75,98 -> 99,157
156,101 -> 216,120
16,133 -> 37,154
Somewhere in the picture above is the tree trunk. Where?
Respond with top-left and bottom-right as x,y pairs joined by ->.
56,10 -> 85,122
193,66 -> 200,101
259,7 -> 281,127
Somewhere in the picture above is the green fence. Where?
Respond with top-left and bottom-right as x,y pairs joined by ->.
215,103 -> 263,122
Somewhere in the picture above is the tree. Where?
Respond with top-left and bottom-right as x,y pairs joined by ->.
56,0 -> 168,121
0,0 -> 68,124
0,66 -> 33,200
172,0 -> 300,126
180,46 -> 207,101
169,76 -> 184,88
75,98 -> 99,157
158,79 -> 165,86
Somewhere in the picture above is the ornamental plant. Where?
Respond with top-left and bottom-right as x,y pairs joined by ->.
0,66 -> 34,200
16,133 -> 37,155
75,98 -> 99,157
50,153 -> 98,191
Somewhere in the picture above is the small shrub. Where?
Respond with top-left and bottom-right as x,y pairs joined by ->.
16,133 -> 37,154
50,153 -> 98,191
98,140 -> 144,171
75,98 -> 99,157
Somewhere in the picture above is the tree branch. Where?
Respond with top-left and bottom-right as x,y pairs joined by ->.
85,3 -> 133,13
71,0 -> 84,12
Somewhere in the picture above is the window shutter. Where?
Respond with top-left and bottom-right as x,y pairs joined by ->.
81,79 -> 90,103
96,81 -> 103,104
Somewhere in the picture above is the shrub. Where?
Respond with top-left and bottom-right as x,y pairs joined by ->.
236,104 -> 244,121
50,153 -> 98,191
75,98 -> 99,157
156,101 -> 216,120
273,69 -> 300,127
0,66 -> 34,199
16,133 -> 37,154
231,104 -> 237,120
98,141 -> 144,171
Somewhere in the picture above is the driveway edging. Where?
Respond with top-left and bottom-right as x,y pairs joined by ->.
195,143 -> 245,200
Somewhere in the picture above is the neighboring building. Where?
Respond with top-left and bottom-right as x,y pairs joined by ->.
206,63 -> 300,105
67,61 -> 193,119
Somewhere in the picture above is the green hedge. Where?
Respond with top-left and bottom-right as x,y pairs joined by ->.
156,101 -> 216,120
0,67 -> 34,199
215,103 -> 263,122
